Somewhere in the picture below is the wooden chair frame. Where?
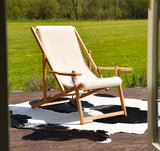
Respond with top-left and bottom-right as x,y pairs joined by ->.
31,27 -> 132,125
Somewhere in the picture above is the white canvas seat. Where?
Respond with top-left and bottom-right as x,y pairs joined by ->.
31,25 -> 132,124
36,26 -> 122,90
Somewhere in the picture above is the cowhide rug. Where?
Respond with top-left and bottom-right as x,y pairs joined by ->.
9,93 -> 147,143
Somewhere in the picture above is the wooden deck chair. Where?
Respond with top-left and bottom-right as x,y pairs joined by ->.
31,26 -> 132,125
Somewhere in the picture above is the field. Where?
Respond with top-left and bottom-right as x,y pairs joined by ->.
7,20 -> 147,91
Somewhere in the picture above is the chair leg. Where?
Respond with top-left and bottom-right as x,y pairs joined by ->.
75,87 -> 84,125
43,54 -> 47,101
118,85 -> 127,116
115,66 -> 127,116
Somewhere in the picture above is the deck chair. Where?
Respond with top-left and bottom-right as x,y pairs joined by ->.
31,26 -> 132,125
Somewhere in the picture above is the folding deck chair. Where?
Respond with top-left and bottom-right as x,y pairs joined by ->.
31,26 -> 132,125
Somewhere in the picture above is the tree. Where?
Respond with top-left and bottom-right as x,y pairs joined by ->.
36,0 -> 58,20
7,0 -> 28,19
71,0 -> 79,20
6,0 -> 148,20
80,0 -> 102,19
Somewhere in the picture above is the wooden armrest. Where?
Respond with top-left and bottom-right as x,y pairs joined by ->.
49,71 -> 82,76
97,67 -> 132,71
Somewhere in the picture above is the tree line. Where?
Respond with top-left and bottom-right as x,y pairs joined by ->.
7,0 -> 148,20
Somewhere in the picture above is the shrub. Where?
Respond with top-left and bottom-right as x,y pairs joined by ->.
125,70 -> 147,88
23,74 -> 58,91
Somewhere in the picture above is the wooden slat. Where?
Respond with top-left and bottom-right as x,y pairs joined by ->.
71,70 -> 77,85
66,91 -> 87,96
79,88 -> 104,99
75,85 -> 84,124
98,66 -> 133,71
88,50 -> 92,70
115,66 -> 127,116
74,28 -> 102,78
69,88 -> 105,102
41,100 -> 71,107
43,54 -> 47,100
84,111 -> 124,122
119,67 -> 132,71
31,92 -> 66,109
115,66 -> 119,76
118,85 -> 127,116
49,71 -> 82,76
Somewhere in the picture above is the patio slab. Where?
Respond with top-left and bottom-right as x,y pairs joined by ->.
9,88 -> 148,151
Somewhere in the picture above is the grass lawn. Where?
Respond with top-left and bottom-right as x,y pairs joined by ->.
7,19 -> 147,91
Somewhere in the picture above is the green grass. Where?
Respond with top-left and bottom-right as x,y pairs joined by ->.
7,19 -> 148,91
